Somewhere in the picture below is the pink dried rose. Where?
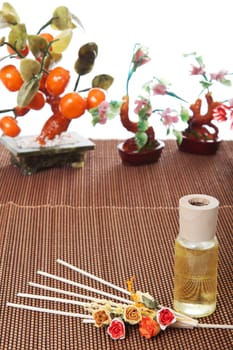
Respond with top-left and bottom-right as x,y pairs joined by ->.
107,318 -> 125,340
157,307 -> 176,330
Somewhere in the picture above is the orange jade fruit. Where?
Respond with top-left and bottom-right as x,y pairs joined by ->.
0,116 -> 21,137
59,92 -> 87,119
45,66 -> 70,96
86,87 -> 106,110
0,64 -> 24,91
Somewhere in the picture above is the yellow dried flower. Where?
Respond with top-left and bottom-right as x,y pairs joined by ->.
123,305 -> 142,325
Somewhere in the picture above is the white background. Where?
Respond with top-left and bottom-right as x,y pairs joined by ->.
0,0 -> 233,140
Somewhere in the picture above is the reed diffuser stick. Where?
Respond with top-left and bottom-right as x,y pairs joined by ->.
37,270 -> 133,304
56,259 -> 131,296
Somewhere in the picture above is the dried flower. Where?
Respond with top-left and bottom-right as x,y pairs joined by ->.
107,318 -> 126,340
157,307 -> 176,330
93,309 -> 111,328
139,316 -> 161,339
123,305 -> 142,325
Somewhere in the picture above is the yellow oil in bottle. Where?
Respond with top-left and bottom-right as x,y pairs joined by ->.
174,237 -> 218,318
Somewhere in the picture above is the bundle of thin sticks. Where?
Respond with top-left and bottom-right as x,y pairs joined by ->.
7,259 -> 233,331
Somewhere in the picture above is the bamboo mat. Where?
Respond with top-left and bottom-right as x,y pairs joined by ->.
0,140 -> 232,349
0,140 -> 232,207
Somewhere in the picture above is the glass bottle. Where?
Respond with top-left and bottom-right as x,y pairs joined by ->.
173,194 -> 219,318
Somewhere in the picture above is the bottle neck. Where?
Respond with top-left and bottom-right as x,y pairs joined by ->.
176,235 -> 218,250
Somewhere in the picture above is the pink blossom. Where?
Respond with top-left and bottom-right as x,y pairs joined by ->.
99,116 -> 107,124
210,69 -> 228,81
159,108 -> 179,126
152,83 -> 167,95
98,100 -> 109,117
190,64 -> 205,75
133,47 -> 151,68
134,98 -> 152,115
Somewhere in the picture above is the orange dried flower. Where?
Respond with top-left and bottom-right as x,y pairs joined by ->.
139,316 -> 161,339
93,309 -> 111,328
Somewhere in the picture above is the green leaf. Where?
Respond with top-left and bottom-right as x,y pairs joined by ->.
0,2 -> 20,26
199,80 -> 212,89
195,55 -> 204,66
135,131 -> 148,150
173,129 -> 183,144
28,35 -> 48,57
106,100 -> 122,119
74,42 -> 98,76
51,29 -> 73,54
220,79 -> 232,87
142,293 -> 159,309
138,119 -> 148,132
17,79 -> 39,107
51,6 -> 76,30
92,74 -> 114,90
91,115 -> 100,126
20,59 -> 41,81
89,100 -> 122,124
180,107 -> 190,122
8,23 -> 27,50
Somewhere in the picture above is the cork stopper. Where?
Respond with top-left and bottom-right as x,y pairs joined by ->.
179,194 -> 219,242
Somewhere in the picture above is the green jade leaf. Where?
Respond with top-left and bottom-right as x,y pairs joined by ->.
199,80 -> 212,89
51,6 -> 76,30
17,79 -> 40,107
51,29 -> 73,54
0,2 -> 20,27
173,129 -> 183,144
106,100 -> 122,119
74,42 -> 98,76
137,119 -> 148,132
220,79 -> 232,87
142,293 -> 159,310
135,131 -> 148,150
28,35 -> 48,57
20,58 -> 41,81
180,106 -> 190,123
8,23 -> 27,50
92,74 -> 114,90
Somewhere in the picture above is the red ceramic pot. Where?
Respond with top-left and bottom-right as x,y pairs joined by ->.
117,140 -> 165,165
178,136 -> 222,155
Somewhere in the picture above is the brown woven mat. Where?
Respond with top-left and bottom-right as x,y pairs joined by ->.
0,140 -> 232,207
0,203 -> 232,350
0,140 -> 233,349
